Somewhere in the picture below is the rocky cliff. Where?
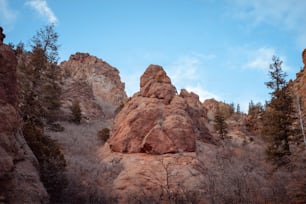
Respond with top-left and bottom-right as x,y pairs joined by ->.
291,49 -> 306,108
108,64 -> 213,154
60,53 -> 127,119
0,42 -> 48,203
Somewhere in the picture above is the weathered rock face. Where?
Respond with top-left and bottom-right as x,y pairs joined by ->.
99,144 -> 203,203
108,64 -> 213,154
203,98 -> 234,120
60,52 -> 127,119
291,49 -> 306,117
0,43 -> 48,203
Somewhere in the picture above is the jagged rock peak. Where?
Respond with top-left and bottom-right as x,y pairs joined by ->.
108,64 -> 214,154
140,64 -> 172,87
61,52 -> 122,81
60,52 -> 127,119
140,64 -> 177,103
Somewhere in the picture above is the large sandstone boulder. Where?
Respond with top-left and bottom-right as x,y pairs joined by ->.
0,43 -> 48,203
60,52 -> 127,119
108,65 -> 213,154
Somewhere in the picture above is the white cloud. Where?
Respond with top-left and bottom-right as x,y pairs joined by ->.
26,0 -> 57,24
166,53 -> 216,85
227,46 -> 290,71
165,54 -> 219,102
231,0 -> 306,28
230,0 -> 306,47
167,55 -> 200,85
245,47 -> 276,70
185,84 -> 219,102
0,0 -> 17,25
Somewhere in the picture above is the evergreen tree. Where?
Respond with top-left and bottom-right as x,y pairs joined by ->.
31,24 -> 61,124
31,24 -> 59,63
229,102 -> 235,114
18,25 -> 67,202
261,56 -> 294,165
236,104 -> 240,114
214,106 -> 228,139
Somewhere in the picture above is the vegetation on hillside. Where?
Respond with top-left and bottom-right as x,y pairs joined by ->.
7,23 -> 305,203
15,25 -> 67,203
214,105 -> 228,139
261,56 -> 294,166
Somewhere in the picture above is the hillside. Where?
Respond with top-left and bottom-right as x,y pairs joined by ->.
1,25 -> 305,203
50,58 -> 306,203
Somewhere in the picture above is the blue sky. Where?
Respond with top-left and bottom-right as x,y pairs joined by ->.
1,0 -> 305,111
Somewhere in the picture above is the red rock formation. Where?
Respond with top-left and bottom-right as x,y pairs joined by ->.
60,53 -> 127,119
291,49 -> 306,114
108,64 -> 213,154
0,43 -> 48,203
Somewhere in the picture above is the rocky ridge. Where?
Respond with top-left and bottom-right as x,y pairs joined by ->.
108,64 -> 213,154
0,41 -> 48,203
60,52 -> 127,119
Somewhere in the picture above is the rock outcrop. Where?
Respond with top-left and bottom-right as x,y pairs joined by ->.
60,53 -> 127,119
0,42 -> 48,203
203,98 -> 234,120
291,49 -> 306,116
108,64 -> 213,154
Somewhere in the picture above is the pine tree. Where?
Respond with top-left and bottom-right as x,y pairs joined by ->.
26,25 -> 62,124
214,106 -> 228,139
236,104 -> 240,114
261,56 -> 294,165
18,25 -> 67,202
31,24 -> 59,63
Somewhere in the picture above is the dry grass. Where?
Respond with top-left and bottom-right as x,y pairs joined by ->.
196,140 -> 292,204
46,118 -> 306,204
47,119 -> 121,203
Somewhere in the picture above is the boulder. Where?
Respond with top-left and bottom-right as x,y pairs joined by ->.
108,65 -> 213,154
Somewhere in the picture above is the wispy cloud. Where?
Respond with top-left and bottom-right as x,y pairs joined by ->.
231,0 -> 306,28
0,0 -> 17,25
167,53 -> 216,85
230,0 -> 306,48
185,84 -> 219,102
166,54 -> 219,102
226,46 -> 290,71
26,0 -> 57,24
168,55 -> 200,84
245,47 -> 276,70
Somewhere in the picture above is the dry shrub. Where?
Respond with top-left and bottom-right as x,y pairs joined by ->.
23,121 -> 67,203
196,141 -> 291,204
97,128 -> 110,143
47,120 -> 122,203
